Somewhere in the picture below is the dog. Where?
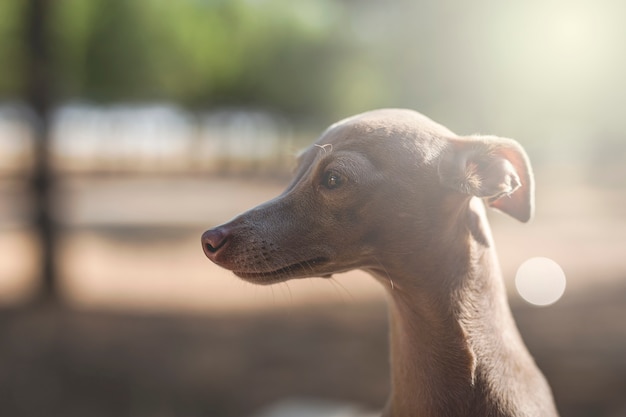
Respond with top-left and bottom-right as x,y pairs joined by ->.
202,109 -> 559,417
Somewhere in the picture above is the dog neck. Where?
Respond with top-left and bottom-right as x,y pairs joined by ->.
372,198 -> 556,417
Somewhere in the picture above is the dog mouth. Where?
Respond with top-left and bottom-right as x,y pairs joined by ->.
234,257 -> 330,284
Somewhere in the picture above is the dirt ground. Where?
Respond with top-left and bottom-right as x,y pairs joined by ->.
1,173 -> 626,416
1,286 -> 626,417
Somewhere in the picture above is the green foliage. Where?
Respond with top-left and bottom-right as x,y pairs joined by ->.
0,0 -> 27,97
8,0 -> 624,137
32,0 -> 356,119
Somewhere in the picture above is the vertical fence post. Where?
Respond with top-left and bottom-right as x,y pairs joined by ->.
26,0 -> 58,303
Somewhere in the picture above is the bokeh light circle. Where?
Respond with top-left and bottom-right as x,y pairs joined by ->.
515,257 -> 566,306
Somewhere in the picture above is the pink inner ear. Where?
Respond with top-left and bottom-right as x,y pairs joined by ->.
439,136 -> 535,223
486,148 -> 534,223
476,158 -> 520,199
488,189 -> 533,223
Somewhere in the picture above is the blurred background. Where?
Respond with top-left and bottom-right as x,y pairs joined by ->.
1,0 -> 625,416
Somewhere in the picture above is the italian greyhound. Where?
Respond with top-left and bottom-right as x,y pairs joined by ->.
201,109 -> 559,417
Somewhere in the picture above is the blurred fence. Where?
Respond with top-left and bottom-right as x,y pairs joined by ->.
5,103 -> 626,184
0,101 -> 307,306
0,103 -> 303,178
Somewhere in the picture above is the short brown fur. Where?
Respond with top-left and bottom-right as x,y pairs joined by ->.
202,109 -> 559,417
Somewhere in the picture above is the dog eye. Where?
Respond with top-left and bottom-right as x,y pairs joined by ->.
323,171 -> 344,189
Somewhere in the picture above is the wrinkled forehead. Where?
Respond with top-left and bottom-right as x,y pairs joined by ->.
299,110 -> 452,170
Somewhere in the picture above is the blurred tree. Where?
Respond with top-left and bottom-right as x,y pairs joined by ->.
0,0 -> 371,305
46,0 -> 359,121
0,1 -> 27,97
25,0 -> 58,302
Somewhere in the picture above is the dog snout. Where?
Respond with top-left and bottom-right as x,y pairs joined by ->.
201,226 -> 230,260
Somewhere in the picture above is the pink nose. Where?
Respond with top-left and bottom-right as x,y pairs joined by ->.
201,226 -> 229,260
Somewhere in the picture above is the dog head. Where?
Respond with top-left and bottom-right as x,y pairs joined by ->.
202,109 -> 534,285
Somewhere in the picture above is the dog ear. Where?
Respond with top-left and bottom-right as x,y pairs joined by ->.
438,136 -> 534,222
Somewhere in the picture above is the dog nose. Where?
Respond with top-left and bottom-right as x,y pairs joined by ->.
201,227 -> 229,259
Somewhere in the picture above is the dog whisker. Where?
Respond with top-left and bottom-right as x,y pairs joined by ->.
280,281 -> 294,305
372,254 -> 395,291
314,143 -> 333,154
327,276 -> 356,302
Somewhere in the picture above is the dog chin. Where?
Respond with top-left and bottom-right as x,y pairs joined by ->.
233,257 -> 331,285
